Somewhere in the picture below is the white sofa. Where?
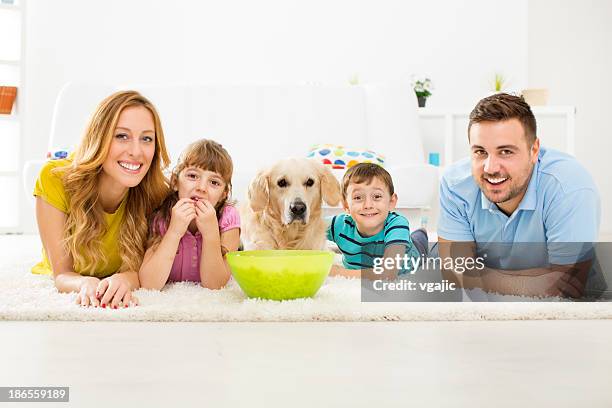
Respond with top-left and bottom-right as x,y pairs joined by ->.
23,81 -> 438,210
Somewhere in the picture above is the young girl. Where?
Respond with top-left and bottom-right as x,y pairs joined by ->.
34,90 -> 171,308
139,139 -> 240,290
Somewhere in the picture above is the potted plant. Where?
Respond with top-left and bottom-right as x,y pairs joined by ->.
492,72 -> 507,93
0,86 -> 18,115
411,76 -> 433,107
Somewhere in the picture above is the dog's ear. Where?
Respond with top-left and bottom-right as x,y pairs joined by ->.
248,169 -> 270,212
318,163 -> 342,206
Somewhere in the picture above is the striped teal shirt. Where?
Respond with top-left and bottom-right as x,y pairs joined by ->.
326,212 -> 419,274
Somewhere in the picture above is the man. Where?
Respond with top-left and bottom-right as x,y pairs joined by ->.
438,93 -> 600,298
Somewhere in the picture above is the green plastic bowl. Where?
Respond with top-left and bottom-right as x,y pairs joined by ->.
227,250 -> 334,300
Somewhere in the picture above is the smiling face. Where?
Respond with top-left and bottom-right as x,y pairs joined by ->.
470,118 -> 540,215
343,176 -> 397,237
175,166 -> 227,208
101,105 -> 156,192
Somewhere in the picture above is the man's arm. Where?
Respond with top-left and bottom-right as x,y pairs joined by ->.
438,238 -> 590,298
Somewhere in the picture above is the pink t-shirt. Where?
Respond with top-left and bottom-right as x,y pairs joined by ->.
157,205 -> 240,283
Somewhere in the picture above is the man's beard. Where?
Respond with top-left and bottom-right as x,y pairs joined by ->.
480,166 -> 533,205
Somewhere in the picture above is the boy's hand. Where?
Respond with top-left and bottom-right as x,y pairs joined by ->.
329,264 -> 360,278
168,198 -> 196,237
194,199 -> 218,235
329,264 -> 343,276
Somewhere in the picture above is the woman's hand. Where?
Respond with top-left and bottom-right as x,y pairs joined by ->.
167,198 -> 196,237
195,199 -> 219,235
75,276 -> 101,307
97,273 -> 139,308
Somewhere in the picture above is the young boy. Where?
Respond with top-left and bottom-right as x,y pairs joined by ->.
326,163 -> 428,279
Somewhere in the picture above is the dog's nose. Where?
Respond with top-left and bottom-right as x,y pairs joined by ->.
290,201 -> 306,216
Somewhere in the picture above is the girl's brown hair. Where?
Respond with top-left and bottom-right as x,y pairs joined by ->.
147,139 -> 234,250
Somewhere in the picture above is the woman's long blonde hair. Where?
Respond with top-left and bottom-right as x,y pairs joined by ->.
58,90 -> 171,275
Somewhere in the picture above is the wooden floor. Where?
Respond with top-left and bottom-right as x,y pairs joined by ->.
1,320 -> 611,407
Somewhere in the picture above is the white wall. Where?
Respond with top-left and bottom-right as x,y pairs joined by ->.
528,0 -> 612,236
21,0 -> 529,232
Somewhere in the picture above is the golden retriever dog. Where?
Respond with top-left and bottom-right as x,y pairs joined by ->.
242,158 -> 342,250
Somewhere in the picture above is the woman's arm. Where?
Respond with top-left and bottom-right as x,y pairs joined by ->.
200,228 -> 240,289
36,197 -> 101,306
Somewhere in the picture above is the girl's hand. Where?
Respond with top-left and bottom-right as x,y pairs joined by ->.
194,199 -> 218,235
96,273 -> 139,309
76,276 -> 101,307
168,198 -> 196,237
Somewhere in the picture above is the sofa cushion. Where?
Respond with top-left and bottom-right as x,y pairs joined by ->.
307,143 -> 385,171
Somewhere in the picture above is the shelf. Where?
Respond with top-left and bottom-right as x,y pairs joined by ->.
0,59 -> 20,66
417,106 -> 577,167
0,0 -> 23,232
0,4 -> 20,11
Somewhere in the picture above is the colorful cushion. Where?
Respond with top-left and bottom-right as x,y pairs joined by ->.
47,148 -> 70,160
307,144 -> 385,171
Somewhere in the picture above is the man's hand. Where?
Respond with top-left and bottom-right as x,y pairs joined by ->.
520,266 -> 587,299
439,238 -> 591,299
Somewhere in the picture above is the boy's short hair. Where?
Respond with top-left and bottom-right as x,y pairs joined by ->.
342,163 -> 394,200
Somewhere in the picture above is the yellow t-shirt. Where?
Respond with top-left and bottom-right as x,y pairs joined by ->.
32,159 -> 126,278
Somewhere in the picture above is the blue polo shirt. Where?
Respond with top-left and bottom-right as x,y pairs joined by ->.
438,147 -> 600,267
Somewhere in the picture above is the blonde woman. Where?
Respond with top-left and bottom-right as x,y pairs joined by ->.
33,90 -> 171,308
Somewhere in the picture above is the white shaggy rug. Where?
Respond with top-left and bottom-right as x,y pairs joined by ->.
1,235 -> 611,322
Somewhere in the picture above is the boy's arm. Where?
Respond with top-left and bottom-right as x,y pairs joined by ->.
329,245 -> 405,280
329,264 -> 360,278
